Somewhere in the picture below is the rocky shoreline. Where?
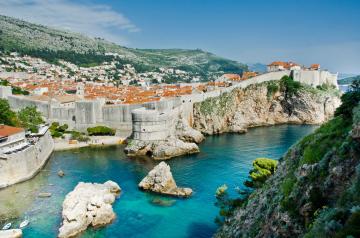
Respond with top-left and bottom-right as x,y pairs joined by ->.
215,104 -> 360,237
193,81 -> 341,135
125,80 -> 340,160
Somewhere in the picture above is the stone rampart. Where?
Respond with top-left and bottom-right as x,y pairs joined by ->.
1,69 -> 338,138
0,131 -> 54,188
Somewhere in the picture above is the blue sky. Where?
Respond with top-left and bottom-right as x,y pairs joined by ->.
1,0 -> 359,73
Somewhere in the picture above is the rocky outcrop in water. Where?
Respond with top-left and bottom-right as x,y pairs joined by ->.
125,116 -> 202,160
193,81 -> 341,135
125,137 -> 200,160
58,181 -> 121,238
139,162 -> 192,197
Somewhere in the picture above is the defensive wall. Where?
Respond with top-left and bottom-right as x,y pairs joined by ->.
0,131 -> 54,188
0,70 -> 338,139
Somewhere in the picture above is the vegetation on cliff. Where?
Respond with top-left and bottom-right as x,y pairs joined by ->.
215,80 -> 360,238
215,158 -> 278,225
194,79 -> 341,135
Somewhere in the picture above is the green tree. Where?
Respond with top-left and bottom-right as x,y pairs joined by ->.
280,75 -> 302,97
17,106 -> 44,133
335,79 -> 360,118
244,158 -> 278,188
0,99 -> 17,126
87,126 -> 115,136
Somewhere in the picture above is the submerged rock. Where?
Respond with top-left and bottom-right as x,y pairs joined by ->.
58,180 -> 121,238
150,198 -> 176,207
139,162 -> 192,197
38,192 -> 52,198
0,229 -> 22,238
57,170 -> 65,177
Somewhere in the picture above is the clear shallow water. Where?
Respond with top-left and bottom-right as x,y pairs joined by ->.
0,125 -> 316,238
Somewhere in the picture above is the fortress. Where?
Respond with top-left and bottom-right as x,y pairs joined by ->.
0,69 -> 338,142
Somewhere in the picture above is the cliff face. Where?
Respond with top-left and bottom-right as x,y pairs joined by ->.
193,81 -> 341,135
215,104 -> 360,238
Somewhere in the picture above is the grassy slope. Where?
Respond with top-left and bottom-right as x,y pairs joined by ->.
338,75 -> 360,85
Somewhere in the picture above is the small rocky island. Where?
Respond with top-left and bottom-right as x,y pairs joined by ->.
139,162 -> 193,197
58,181 -> 121,238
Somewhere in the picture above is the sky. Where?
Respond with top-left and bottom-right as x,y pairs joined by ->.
0,0 -> 359,73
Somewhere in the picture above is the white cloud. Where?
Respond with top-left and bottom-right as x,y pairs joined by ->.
0,0 -> 139,45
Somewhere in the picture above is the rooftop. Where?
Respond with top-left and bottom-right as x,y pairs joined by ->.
0,125 -> 24,137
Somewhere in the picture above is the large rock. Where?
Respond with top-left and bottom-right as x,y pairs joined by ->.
0,229 -> 22,238
175,117 -> 205,143
139,162 -> 192,197
58,181 -> 121,238
125,138 -> 199,160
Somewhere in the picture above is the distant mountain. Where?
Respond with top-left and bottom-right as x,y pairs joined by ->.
338,75 -> 360,85
248,63 -> 267,73
0,15 -> 247,77
338,73 -> 358,80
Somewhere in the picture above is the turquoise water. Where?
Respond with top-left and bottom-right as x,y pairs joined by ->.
0,125 -> 316,238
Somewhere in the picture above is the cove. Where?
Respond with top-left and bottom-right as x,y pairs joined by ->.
0,125 -> 316,238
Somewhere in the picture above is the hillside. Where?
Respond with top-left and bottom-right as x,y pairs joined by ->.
215,82 -> 360,237
0,15 -> 247,77
338,75 -> 360,85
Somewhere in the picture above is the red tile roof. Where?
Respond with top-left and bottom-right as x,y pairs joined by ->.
0,125 -> 24,137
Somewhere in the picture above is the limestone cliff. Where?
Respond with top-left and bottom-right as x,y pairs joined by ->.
193,81 -> 341,135
215,103 -> 360,238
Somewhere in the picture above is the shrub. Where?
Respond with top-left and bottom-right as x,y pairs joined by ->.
87,126 -> 115,136
57,124 -> 68,132
281,175 -> 297,197
280,75 -> 302,97
70,131 -> 90,142
335,79 -> 360,118
245,158 -> 278,188
49,122 -> 59,130
267,81 -> 279,98
214,184 -> 248,224
51,131 -> 63,138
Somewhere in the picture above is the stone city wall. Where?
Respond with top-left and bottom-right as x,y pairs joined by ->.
0,69 -> 338,139
0,131 -> 54,188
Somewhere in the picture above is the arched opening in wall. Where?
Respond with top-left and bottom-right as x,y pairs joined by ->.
189,99 -> 192,102
182,100 -> 185,103
142,129 -> 146,132
146,150 -> 153,157
72,116 -> 76,122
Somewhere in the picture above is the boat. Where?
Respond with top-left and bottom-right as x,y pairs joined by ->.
2,222 -> 11,230
19,219 -> 29,228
